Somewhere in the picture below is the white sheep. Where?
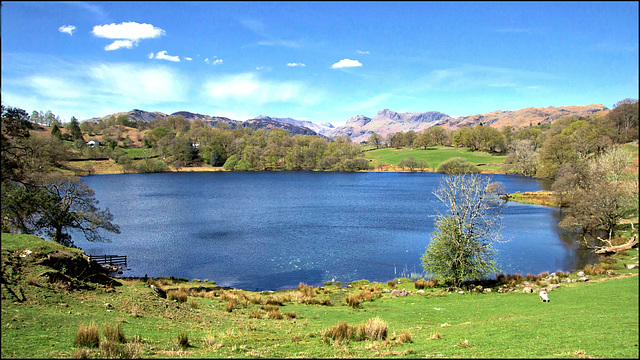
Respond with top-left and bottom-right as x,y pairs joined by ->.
539,290 -> 549,302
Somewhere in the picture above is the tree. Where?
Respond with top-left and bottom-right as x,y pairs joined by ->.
51,123 -> 63,140
1,106 -> 34,183
68,116 -> 84,141
553,147 -> 637,241
502,140 -> 538,177
367,133 -> 384,149
609,98 -> 639,143
3,173 -> 120,247
421,174 -> 506,286
437,157 -> 480,174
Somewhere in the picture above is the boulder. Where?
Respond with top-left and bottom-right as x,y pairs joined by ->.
577,271 -> 585,277
522,287 -> 533,293
548,284 -> 561,291
483,288 -> 492,293
390,289 -> 409,297
473,285 -> 483,293
416,290 -> 425,294
577,276 -> 589,282
626,264 -> 638,269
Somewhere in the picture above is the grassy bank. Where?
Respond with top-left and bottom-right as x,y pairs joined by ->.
364,146 -> 507,172
2,233 -> 638,358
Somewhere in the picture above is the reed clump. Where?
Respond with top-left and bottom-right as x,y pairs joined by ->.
75,322 -> 100,348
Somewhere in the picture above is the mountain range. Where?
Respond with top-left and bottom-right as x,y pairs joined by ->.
86,104 -> 609,143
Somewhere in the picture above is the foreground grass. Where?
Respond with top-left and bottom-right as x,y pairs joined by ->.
364,146 -> 507,172
1,233 -> 638,358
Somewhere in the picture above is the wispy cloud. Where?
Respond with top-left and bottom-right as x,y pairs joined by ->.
286,63 -> 306,67
150,51 -> 181,62
332,59 -> 362,69
239,17 -> 301,48
204,73 -> 321,105
184,57 -> 193,61
58,25 -> 76,36
105,40 -> 135,51
492,27 -> 534,34
92,22 -> 166,50
356,49 -> 370,54
590,41 -> 637,53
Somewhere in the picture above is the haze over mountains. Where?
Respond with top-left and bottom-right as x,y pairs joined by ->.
88,104 -> 609,143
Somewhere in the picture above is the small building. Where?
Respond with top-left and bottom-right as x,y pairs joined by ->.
87,140 -> 100,147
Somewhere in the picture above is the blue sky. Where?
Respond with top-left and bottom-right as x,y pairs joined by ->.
1,1 -> 638,126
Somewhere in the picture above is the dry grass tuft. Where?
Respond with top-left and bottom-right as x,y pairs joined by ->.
584,264 -> 607,275
414,278 -> 428,289
71,348 -> 90,359
387,280 -> 397,289
396,330 -> 412,344
103,323 -> 127,344
167,288 -> 188,303
429,332 -> 441,340
361,317 -> 388,340
322,322 -> 359,343
249,309 -> 263,319
177,332 -> 190,348
267,308 -> 283,320
75,322 -> 100,348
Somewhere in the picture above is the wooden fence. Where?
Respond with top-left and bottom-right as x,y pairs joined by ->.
89,254 -> 127,267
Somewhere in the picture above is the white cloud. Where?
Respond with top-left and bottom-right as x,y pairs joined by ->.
148,52 -> 154,59
356,50 -> 370,54
184,57 -> 193,61
58,25 -> 76,36
331,59 -> 362,69
205,58 -> 223,65
204,73 -> 320,105
153,50 -> 180,62
105,40 -> 135,51
91,22 -> 166,40
287,63 -> 306,67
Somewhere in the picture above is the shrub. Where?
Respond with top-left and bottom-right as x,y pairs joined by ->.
285,311 -> 297,319
99,340 -> 126,358
225,299 -> 237,312
437,157 -> 480,174
261,304 -> 280,312
414,278 -> 428,289
188,300 -> 199,309
75,322 -> 100,348
345,293 -> 363,309
525,273 -> 537,282
537,271 -> 549,279
361,317 -> 388,340
297,282 -> 316,297
103,323 -> 126,344
335,281 -> 342,288
387,280 -> 397,289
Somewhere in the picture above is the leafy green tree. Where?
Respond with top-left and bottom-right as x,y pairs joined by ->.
422,174 -> 506,286
223,155 -> 239,170
537,134 -> 576,178
50,123 -> 62,140
68,116 -> 84,141
1,106 -> 34,183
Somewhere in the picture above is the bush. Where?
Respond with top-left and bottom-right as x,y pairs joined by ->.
75,322 -> 100,348
345,293 -> 363,309
267,308 -> 283,320
322,322 -> 359,343
414,278 -> 428,289
437,157 -> 480,174
584,264 -> 607,275
249,309 -> 263,319
167,289 -> 188,303
396,330 -> 413,344
387,280 -> 397,289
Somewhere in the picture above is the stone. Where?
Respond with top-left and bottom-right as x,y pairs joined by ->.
577,277 -> 589,282
548,284 -> 561,291
577,271 -> 585,277
483,288 -> 492,293
416,290 -> 425,294
473,285 -> 483,293
607,270 -> 618,276
626,264 -> 638,269
382,288 -> 390,293
390,289 -> 409,297
562,278 -> 573,283
522,287 -> 533,293
523,281 -> 533,286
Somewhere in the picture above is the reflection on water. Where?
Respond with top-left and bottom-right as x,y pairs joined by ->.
72,172 -> 598,291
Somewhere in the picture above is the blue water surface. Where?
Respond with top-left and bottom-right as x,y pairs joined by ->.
72,172 -> 597,290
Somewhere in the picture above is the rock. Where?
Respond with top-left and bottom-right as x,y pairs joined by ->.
577,277 -> 589,282
390,289 -> 409,297
104,303 -> 112,307
473,285 -> 483,293
549,272 -> 558,278
523,281 -> 533,286
626,264 -> 638,269
483,288 -> 492,293
458,291 -> 465,295
548,284 -> 561,291
607,270 -> 618,276
577,271 -> 585,277
382,288 -> 390,293
523,287 -> 533,293
562,278 -> 573,283
416,290 -> 425,294
60,303 -> 69,307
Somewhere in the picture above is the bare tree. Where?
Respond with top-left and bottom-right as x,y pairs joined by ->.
422,174 -> 508,286
503,139 -> 538,177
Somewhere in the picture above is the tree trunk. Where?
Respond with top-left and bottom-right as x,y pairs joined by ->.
595,235 -> 638,254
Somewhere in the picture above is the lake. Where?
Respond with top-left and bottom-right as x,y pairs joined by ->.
72,171 -> 598,291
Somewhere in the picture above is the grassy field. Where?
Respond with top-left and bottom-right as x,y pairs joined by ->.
364,146 -> 507,172
2,233 -> 638,358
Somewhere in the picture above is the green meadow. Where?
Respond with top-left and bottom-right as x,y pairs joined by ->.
1,233 -> 638,358
364,146 -> 507,171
